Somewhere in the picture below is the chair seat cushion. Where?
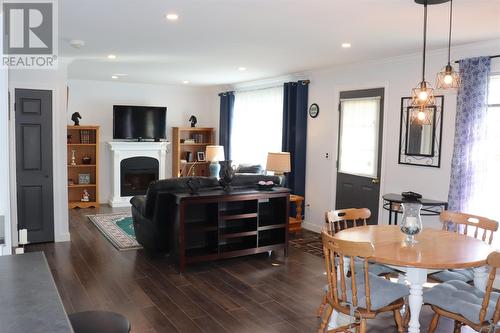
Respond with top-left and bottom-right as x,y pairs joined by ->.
324,273 -> 409,311
430,268 -> 474,283
423,280 -> 500,324
353,257 -> 398,276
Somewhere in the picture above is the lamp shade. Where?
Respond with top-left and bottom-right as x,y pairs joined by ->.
266,152 -> 291,173
205,145 -> 225,162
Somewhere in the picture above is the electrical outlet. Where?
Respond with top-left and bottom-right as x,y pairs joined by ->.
325,152 -> 330,159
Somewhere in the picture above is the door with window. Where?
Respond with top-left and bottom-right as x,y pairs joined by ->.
335,88 -> 384,224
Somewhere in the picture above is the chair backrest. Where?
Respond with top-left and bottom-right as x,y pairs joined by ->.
325,208 -> 371,234
321,231 -> 375,312
480,251 -> 500,323
440,211 -> 499,245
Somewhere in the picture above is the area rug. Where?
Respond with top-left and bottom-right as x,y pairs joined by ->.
87,213 -> 142,251
289,229 -> 324,258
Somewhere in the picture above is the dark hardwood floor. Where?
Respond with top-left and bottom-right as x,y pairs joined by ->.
27,206 -> 472,333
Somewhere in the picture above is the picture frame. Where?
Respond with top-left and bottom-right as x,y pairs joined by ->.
309,103 -> 319,118
398,95 -> 444,168
78,173 -> 91,185
197,151 -> 206,162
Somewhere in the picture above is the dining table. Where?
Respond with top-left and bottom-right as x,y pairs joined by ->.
327,225 -> 495,333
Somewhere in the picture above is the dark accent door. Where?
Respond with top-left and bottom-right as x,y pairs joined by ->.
15,89 -> 54,243
335,88 -> 384,224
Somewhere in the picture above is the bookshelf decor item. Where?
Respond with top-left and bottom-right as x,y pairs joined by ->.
67,126 -> 100,208
172,127 -> 215,177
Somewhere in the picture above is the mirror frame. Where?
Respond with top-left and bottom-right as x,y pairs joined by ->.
404,105 -> 436,157
398,95 -> 444,168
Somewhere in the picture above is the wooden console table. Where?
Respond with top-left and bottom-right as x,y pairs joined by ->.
173,188 -> 290,271
382,193 -> 448,225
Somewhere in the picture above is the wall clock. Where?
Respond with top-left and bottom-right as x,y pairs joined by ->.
309,103 -> 319,118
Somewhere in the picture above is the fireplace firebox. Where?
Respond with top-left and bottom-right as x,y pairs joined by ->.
120,157 -> 159,197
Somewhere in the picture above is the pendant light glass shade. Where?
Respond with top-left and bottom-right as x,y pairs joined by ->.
436,0 -> 460,89
436,64 -> 460,89
411,80 -> 435,108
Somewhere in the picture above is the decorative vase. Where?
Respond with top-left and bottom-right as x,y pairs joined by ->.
219,160 -> 236,191
209,162 -> 220,179
400,201 -> 423,244
186,178 -> 201,195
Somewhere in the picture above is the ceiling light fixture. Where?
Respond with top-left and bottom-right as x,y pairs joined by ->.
436,0 -> 460,89
111,75 -> 119,79
166,13 -> 179,21
69,39 -> 85,49
411,0 -> 436,110
183,80 -> 190,84
341,43 -> 352,48
107,54 -> 116,60
238,67 -> 247,71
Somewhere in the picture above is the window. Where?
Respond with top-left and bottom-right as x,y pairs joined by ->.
470,74 -> 500,241
230,86 -> 284,167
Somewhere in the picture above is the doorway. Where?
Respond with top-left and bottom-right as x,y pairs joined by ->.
335,88 -> 384,224
15,89 -> 54,243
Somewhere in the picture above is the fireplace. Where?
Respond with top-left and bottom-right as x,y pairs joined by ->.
120,157 -> 159,197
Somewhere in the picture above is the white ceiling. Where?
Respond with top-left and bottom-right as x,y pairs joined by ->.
61,0 -> 500,86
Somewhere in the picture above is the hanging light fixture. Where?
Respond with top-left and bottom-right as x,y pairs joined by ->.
411,0 -> 436,110
436,0 -> 460,89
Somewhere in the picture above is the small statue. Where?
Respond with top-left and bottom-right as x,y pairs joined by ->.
81,189 -> 90,202
188,115 -> 197,128
219,160 -> 236,192
71,112 -> 81,126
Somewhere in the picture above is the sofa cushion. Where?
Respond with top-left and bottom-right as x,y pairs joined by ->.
430,268 -> 474,283
423,280 -> 500,324
323,273 -> 409,310
235,164 -> 263,175
144,177 -> 221,217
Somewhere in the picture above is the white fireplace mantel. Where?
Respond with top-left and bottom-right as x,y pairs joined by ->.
108,141 -> 170,207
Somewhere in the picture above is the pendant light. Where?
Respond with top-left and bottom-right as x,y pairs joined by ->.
436,0 -> 460,89
411,0 -> 435,110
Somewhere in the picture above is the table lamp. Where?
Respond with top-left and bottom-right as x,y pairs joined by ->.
266,152 -> 291,185
206,145 -> 225,178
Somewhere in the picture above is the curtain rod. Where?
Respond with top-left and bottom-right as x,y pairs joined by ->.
454,55 -> 500,64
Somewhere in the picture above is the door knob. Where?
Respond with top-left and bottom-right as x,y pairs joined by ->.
372,178 -> 380,184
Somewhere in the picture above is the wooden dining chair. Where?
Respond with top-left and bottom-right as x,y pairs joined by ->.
424,251 -> 500,333
319,232 -> 408,333
429,211 -> 499,283
317,208 -> 397,318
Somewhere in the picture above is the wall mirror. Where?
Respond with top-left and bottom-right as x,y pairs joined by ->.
399,96 -> 443,168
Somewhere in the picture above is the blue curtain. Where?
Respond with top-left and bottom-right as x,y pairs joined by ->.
447,57 -> 491,212
282,80 -> 309,196
219,91 -> 235,160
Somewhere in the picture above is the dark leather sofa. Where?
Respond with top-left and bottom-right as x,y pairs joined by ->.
130,175 -> 280,252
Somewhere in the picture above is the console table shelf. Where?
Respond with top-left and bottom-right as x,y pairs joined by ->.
173,188 -> 290,271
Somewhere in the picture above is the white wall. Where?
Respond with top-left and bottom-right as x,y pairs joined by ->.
302,39 -> 500,232
67,79 -> 218,203
8,61 -> 70,242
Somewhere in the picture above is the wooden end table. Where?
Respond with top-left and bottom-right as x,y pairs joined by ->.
289,194 -> 304,233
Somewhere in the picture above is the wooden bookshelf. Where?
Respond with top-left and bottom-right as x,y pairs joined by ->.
172,127 -> 215,177
67,126 -> 100,209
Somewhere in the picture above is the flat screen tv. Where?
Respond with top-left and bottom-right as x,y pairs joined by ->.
113,105 -> 167,140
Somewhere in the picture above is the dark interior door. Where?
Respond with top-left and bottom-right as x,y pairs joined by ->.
335,88 -> 384,224
15,89 -> 54,243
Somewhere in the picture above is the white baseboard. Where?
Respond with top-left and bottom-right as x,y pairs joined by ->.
55,232 -> 71,242
302,221 -> 321,233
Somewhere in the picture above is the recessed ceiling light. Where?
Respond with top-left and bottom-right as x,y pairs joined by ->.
113,73 -> 128,77
166,13 -> 179,21
238,67 -> 247,71
111,75 -> 119,79
341,43 -> 352,48
183,80 -> 190,84
107,54 -> 116,60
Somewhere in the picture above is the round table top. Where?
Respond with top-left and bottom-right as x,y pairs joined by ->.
329,225 -> 495,269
